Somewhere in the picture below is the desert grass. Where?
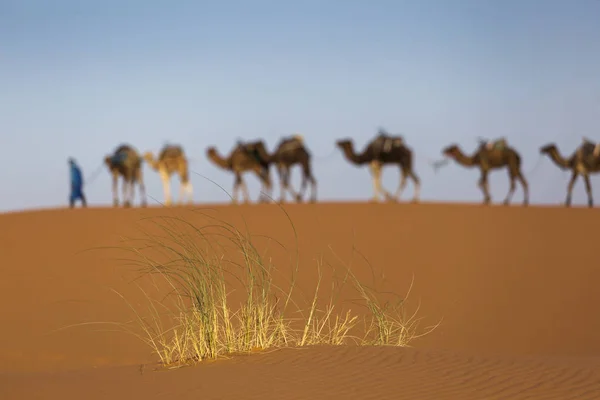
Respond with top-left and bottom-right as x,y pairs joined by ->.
108,206 -> 439,367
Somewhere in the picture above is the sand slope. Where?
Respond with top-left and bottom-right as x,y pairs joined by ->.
1,202 -> 599,399
3,346 -> 600,400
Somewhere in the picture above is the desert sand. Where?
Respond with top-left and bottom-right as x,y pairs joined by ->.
1,201 -> 599,399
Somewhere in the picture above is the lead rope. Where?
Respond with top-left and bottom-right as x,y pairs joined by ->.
84,162 -> 106,187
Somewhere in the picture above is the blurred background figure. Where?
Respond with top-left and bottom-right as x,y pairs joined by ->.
68,158 -> 87,208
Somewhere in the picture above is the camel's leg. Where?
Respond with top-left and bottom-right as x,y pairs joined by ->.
517,170 -> 529,206
260,168 -> 273,203
180,178 -> 193,205
122,178 -> 131,208
369,162 -> 384,202
410,171 -> 421,202
288,174 -> 302,203
112,172 -> 119,207
478,170 -> 491,205
240,180 -> 251,203
130,179 -> 137,206
136,168 -> 147,207
177,163 -> 192,205
309,173 -> 317,203
583,174 -> 593,208
371,164 -> 394,202
178,181 -> 185,205
392,168 -> 408,202
232,173 -> 242,204
565,171 -> 578,207
298,170 -> 308,203
279,164 -> 301,203
300,162 -> 317,203
236,172 -> 250,203
369,162 -> 379,202
278,165 -> 288,203
160,169 -> 172,206
297,162 -> 316,203
182,165 -> 194,204
186,180 -> 194,204
503,172 -> 517,206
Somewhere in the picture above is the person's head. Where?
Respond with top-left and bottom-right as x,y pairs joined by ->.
68,157 -> 77,166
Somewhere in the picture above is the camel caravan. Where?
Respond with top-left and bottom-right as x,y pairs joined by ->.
98,131 -> 600,209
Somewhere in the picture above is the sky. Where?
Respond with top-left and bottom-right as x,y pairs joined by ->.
1,0 -> 600,211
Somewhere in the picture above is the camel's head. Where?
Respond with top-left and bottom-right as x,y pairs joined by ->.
441,144 -> 460,158
539,144 -> 556,155
206,147 -> 217,158
104,155 -> 112,167
335,139 -> 352,149
142,151 -> 154,163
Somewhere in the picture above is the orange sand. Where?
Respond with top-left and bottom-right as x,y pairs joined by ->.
1,202 -> 599,399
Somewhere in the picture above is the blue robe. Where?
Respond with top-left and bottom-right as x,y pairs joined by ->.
70,163 -> 84,201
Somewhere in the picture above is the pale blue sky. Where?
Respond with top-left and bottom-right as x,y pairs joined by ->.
2,0 -> 600,211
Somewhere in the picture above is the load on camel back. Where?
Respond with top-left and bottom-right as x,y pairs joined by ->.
235,133 -> 305,163
479,137 -> 508,170
371,128 -> 404,159
579,137 -> 600,162
483,137 -> 508,152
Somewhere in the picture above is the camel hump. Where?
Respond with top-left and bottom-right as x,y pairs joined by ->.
114,144 -> 134,154
374,134 -> 402,154
578,140 -> 596,158
239,140 -> 266,156
241,142 -> 269,164
484,137 -> 508,151
278,135 -> 303,153
243,140 -> 261,147
110,151 -> 128,165
159,144 -> 184,160
109,144 -> 135,164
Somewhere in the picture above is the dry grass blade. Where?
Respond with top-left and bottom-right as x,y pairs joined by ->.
94,208 -> 439,367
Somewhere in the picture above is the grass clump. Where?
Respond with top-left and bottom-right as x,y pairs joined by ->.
114,209 -> 438,367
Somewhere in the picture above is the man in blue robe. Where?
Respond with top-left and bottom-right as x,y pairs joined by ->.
68,158 -> 87,208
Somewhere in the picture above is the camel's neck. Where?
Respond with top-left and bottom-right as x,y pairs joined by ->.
208,151 -> 231,170
544,148 -> 571,170
341,145 -> 369,164
451,150 -> 478,167
146,157 -> 161,171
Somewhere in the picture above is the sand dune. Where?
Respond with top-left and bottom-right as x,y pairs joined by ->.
3,346 -> 600,400
1,202 -> 599,399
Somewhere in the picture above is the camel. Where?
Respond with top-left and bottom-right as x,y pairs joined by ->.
335,132 -> 420,202
268,134 -> 317,203
143,144 -> 193,206
104,144 -> 147,208
440,138 -> 529,206
539,137 -> 600,207
206,140 -> 273,204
